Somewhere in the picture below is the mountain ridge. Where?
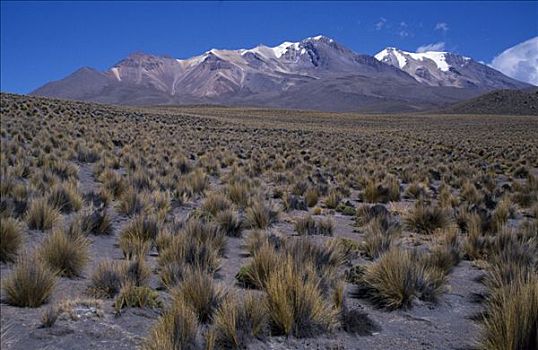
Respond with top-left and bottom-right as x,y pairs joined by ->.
31,35 -> 531,112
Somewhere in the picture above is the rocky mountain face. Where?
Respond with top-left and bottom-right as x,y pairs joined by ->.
374,47 -> 526,90
31,35 -> 531,112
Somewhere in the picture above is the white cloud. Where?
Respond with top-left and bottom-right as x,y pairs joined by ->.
416,42 -> 446,53
490,37 -> 538,86
375,17 -> 387,31
434,22 -> 449,32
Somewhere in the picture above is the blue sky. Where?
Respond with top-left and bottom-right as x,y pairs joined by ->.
1,1 -> 537,93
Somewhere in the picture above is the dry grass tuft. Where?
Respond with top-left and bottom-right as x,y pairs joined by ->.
264,257 -> 339,337
26,197 -> 61,230
0,217 -> 23,263
2,251 -> 57,307
142,300 -> 199,350
173,268 -> 226,323
480,275 -> 538,350
405,202 -> 451,234
38,229 -> 89,277
212,293 -> 269,348
245,199 -> 279,229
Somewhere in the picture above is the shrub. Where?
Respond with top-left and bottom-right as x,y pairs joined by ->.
38,229 -> 89,277
2,252 -> 57,307
264,258 -> 338,337
142,300 -> 199,350
212,293 -> 269,348
0,217 -> 23,263
26,197 -> 61,231
173,268 -> 225,323
405,203 -> 451,234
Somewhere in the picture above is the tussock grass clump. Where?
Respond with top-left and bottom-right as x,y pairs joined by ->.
364,180 -> 394,203
0,217 -> 23,263
355,204 -> 389,226
324,191 -> 340,209
38,229 -> 89,277
294,215 -> 334,236
236,242 -> 280,289
425,227 -> 461,274
114,283 -> 162,312
361,216 -> 401,259
119,233 -> 150,260
142,300 -> 199,350
404,203 -> 451,234
173,268 -> 226,323
121,257 -> 151,287
265,257 -> 339,337
212,293 -> 269,348
26,197 -> 61,230
187,169 -> 209,194
245,199 -> 278,229
88,259 -> 123,298
76,207 -> 113,235
119,214 -> 159,246
227,181 -> 250,208
216,209 -> 243,237
47,182 -> 83,213
305,188 -> 319,207
2,252 -> 57,307
158,220 -> 225,288
460,181 -> 483,205
480,275 -> 538,350
355,248 -> 417,309
354,248 -> 448,309
282,193 -> 308,211
118,187 -> 147,216
201,193 -> 231,217
100,169 -> 126,198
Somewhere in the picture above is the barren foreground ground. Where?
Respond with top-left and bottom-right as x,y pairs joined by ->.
1,93 -> 537,350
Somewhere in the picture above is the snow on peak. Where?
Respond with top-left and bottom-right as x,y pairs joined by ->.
308,35 -> 334,42
408,51 -> 450,71
375,48 -> 408,69
375,47 -> 469,72
111,67 -> 121,81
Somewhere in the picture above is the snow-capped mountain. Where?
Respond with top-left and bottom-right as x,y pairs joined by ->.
374,47 -> 525,90
31,36 -> 530,112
